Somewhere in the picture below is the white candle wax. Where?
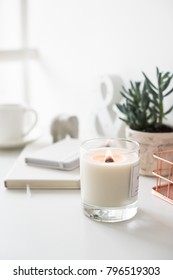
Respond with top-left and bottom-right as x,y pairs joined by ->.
80,148 -> 139,207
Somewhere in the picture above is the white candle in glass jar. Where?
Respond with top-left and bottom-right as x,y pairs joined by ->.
80,147 -> 139,207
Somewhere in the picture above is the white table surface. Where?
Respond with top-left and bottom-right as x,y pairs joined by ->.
0,141 -> 173,260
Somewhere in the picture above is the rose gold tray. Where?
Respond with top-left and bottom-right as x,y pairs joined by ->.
152,150 -> 173,205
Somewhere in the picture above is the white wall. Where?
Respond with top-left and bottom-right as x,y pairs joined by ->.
0,0 -> 23,103
1,0 -> 173,138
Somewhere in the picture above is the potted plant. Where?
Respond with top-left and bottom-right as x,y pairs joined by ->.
116,67 -> 173,176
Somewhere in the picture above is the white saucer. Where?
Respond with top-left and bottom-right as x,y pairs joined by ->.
0,128 -> 41,149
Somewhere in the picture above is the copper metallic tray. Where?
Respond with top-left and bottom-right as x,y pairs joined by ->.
152,150 -> 173,205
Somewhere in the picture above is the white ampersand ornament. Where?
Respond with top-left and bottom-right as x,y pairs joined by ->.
95,75 -> 125,138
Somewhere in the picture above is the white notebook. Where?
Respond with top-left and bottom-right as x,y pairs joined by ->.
4,138 -> 80,189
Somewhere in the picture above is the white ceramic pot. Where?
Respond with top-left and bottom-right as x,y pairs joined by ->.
126,126 -> 173,176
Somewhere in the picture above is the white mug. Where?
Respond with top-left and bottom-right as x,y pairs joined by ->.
0,103 -> 38,143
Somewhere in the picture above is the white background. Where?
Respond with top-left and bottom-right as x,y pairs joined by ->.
0,0 -> 173,137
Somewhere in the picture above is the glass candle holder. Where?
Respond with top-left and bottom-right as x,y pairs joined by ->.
80,138 -> 140,222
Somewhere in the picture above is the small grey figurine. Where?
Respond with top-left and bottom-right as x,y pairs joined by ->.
50,114 -> 79,142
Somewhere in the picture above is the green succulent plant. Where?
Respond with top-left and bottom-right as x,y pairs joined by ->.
116,67 -> 173,132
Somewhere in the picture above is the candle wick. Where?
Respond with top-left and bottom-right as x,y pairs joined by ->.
105,156 -> 114,163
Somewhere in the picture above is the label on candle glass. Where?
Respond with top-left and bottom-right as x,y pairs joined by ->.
129,163 -> 139,198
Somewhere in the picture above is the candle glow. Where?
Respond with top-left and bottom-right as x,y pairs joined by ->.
93,150 -> 126,163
